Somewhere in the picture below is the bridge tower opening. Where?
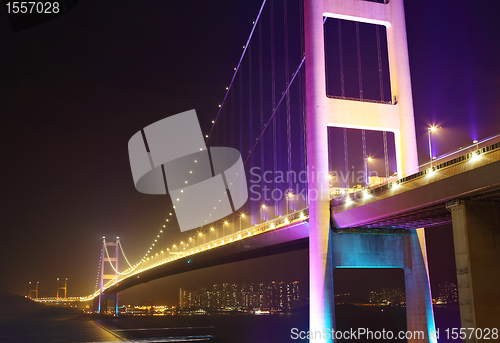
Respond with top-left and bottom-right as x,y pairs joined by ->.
304,0 -> 435,342
333,268 -> 407,332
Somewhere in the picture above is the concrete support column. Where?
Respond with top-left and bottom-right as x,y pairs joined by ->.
447,200 -> 500,342
387,0 -> 418,176
331,230 -> 436,343
405,230 -> 437,343
304,0 -> 334,340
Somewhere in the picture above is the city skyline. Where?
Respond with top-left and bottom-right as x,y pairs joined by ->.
179,281 -> 301,312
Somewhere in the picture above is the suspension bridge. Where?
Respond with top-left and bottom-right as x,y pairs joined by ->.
30,0 -> 500,342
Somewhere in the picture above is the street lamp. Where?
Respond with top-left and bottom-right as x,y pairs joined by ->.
261,204 -> 266,223
473,140 -> 479,151
428,126 -> 437,168
223,221 -> 228,237
240,213 -> 245,232
286,192 -> 293,215
210,227 -> 214,242
365,157 -> 373,186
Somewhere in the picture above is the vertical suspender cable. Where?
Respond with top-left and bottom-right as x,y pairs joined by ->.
338,19 -> 345,98
377,25 -> 390,179
343,128 -> 349,188
239,68 -> 243,156
324,18 -> 329,92
299,0 -> 309,206
284,0 -> 292,193
223,103 -> 227,147
356,22 -> 368,186
231,77 -> 235,149
248,43 -> 253,222
259,19 -> 264,202
299,69 -> 307,205
339,20 -> 349,187
248,43 -> 253,162
362,130 -> 368,185
376,25 -> 385,102
356,22 -> 363,99
270,0 -> 277,217
383,131 -> 389,178
325,18 -> 332,175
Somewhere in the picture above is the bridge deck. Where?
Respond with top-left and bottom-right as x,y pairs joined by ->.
79,209 -> 310,299
331,141 -> 500,229
76,142 -> 500,300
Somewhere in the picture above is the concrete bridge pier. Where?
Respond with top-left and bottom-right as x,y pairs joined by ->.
447,200 -> 500,342
331,229 -> 436,343
96,293 -> 118,315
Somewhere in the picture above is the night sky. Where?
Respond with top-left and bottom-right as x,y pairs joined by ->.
1,0 -> 499,306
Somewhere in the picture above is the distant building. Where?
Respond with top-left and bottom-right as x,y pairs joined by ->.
178,281 -> 301,312
435,282 -> 458,304
369,288 -> 405,306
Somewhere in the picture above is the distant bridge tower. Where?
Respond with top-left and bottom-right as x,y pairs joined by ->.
28,281 -> 39,300
56,277 -> 67,300
98,237 -> 119,315
304,0 -> 435,342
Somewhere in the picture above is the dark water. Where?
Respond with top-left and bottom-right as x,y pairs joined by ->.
0,305 -> 461,342
432,305 -> 462,343
95,310 -> 309,343
0,313 -> 118,343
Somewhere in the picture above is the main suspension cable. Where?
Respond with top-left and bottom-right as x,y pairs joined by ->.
118,240 -> 134,269
206,0 -> 267,139
104,243 -> 138,276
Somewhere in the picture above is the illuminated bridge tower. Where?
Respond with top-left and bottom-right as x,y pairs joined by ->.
304,0 -> 435,342
98,237 -> 119,315
56,277 -> 67,300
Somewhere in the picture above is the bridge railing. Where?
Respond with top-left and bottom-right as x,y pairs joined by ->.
144,208 -> 309,268
332,139 -> 500,207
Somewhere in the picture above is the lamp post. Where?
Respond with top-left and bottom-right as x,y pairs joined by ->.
473,140 -> 479,151
210,227 -> 214,242
286,192 -> 293,215
366,157 -> 373,186
428,126 -> 437,168
240,213 -> 245,232
261,204 -> 266,223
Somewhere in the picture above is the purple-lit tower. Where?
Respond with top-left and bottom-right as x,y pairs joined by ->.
304,0 -> 435,342
98,237 -> 119,315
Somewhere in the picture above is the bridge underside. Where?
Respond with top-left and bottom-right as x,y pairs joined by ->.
335,186 -> 500,231
104,222 -> 309,294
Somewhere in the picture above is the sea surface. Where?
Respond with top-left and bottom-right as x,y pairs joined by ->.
0,305 -> 461,342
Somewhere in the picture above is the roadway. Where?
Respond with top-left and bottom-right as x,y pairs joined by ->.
331,140 -> 500,229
